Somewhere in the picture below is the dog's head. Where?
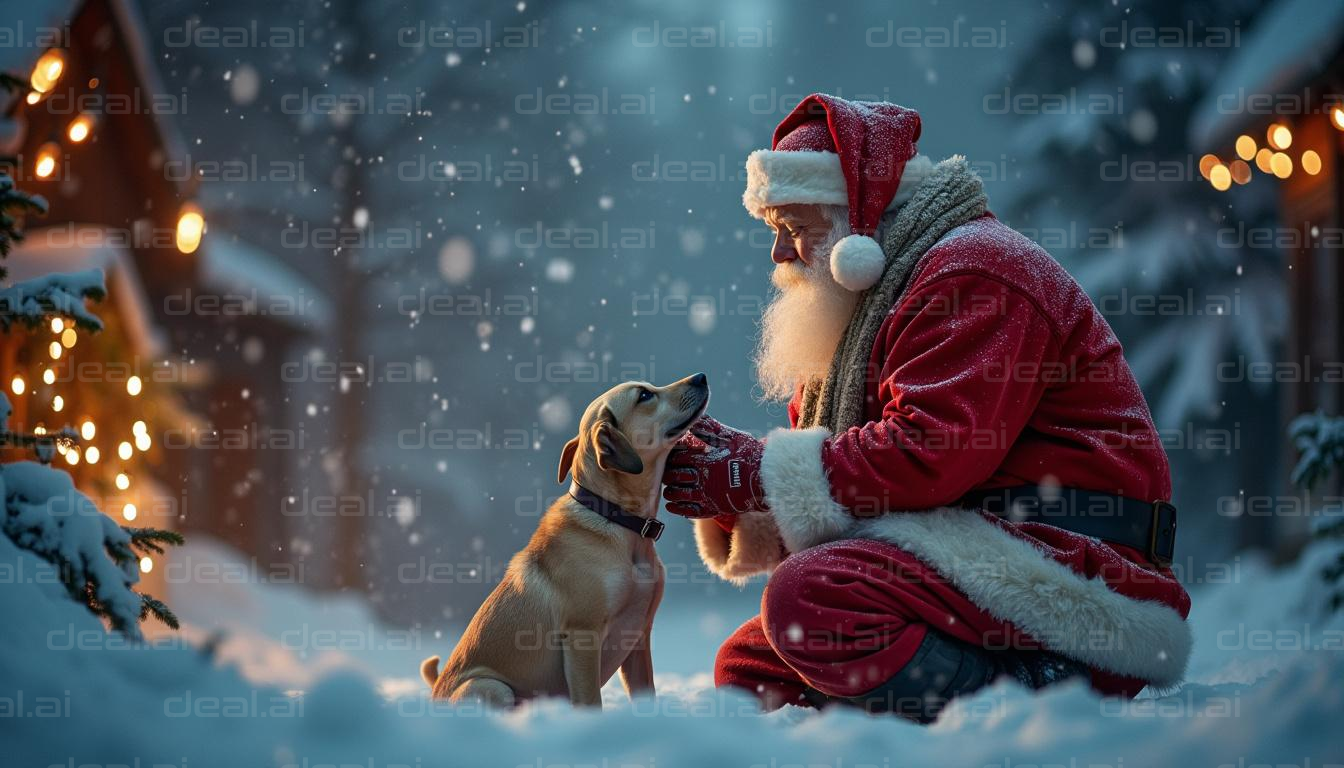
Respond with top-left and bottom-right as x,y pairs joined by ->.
557,373 -> 710,485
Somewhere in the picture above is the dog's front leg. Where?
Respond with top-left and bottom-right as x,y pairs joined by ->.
561,625 -> 605,708
619,630 -> 655,699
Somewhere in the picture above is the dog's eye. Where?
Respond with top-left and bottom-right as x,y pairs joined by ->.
636,388 -> 654,403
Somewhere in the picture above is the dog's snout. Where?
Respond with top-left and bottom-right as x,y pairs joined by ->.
688,373 -> 708,389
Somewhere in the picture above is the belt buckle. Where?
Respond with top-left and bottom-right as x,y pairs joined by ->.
641,518 -> 665,541
1148,501 -> 1177,568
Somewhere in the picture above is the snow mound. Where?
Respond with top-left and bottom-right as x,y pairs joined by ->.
3,532 -> 1343,765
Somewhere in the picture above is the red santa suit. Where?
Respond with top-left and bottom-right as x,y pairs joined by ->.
693,95 -> 1192,708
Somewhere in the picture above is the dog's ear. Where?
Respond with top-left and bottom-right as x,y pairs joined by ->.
593,409 -> 644,475
557,435 -> 580,484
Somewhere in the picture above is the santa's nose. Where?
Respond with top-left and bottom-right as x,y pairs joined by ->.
771,234 -> 797,264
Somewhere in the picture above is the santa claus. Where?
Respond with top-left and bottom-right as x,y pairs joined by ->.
660,93 -> 1190,722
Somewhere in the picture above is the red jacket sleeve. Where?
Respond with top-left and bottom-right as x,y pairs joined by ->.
820,272 -> 1061,512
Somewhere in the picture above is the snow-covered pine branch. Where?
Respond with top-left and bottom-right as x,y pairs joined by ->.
0,393 -> 181,640
0,268 -> 106,332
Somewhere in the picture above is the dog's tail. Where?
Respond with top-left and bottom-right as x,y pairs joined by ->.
420,655 -> 441,688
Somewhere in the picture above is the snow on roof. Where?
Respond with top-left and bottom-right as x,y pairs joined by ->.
1190,0 -> 1344,151
201,236 -> 334,330
4,224 -> 167,356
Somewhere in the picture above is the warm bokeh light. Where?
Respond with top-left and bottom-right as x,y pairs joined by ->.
10,376 -> 25,395
133,420 -> 147,435
1332,106 -> 1344,131
1302,150 -> 1322,175
1209,163 -> 1232,191
49,342 -> 62,359
42,369 -> 55,385
127,376 -> 143,396
66,114 -> 94,143
29,49 -> 65,93
1230,160 -> 1252,185
118,441 -> 133,461
175,204 -> 205,254
1198,154 -> 1220,180
85,446 -> 99,464
52,395 -> 64,412
51,318 -> 63,334
139,556 -> 153,574
1270,152 -> 1292,179
135,433 -> 152,452
122,503 -> 137,521
115,473 -> 130,490
34,143 -> 58,179
80,420 -> 95,440
1267,123 -> 1292,150
64,448 -> 79,466
61,328 -> 77,348
1234,135 -> 1256,161
1255,148 -> 1273,173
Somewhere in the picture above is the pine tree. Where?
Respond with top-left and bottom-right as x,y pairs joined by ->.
0,73 -> 182,641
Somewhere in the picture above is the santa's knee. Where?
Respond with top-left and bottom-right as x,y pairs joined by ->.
761,541 -> 861,662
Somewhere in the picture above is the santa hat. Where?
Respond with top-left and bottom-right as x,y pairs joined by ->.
743,93 -> 932,291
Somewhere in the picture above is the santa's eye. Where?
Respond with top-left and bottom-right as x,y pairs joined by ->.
636,388 -> 655,403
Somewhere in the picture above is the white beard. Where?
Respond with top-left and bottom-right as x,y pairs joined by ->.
753,235 -> 861,402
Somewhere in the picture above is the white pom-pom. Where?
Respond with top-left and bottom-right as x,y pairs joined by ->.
830,234 -> 885,291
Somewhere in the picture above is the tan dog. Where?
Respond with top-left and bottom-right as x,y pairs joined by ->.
420,374 -> 709,708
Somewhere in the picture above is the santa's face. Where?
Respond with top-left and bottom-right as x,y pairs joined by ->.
763,203 -> 835,268
754,204 -> 860,402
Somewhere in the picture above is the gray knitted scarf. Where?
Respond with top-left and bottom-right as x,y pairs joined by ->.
796,156 -> 988,431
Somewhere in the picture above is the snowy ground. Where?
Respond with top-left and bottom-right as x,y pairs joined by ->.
3,535 -> 1343,767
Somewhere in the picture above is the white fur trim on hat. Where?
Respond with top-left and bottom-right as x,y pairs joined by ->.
742,151 -> 934,219
830,234 -> 886,291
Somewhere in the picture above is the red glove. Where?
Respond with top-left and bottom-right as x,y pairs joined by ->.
661,416 -> 767,519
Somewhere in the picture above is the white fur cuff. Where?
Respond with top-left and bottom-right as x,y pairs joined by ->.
760,426 -> 853,553
693,511 -> 784,585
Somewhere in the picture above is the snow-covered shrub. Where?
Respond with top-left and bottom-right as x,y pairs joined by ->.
1287,410 -> 1344,610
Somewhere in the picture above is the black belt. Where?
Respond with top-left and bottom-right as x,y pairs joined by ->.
960,485 -> 1177,567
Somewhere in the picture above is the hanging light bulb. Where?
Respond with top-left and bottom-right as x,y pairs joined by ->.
66,114 -> 94,143
29,49 -> 65,93
175,203 -> 205,254
34,142 -> 59,179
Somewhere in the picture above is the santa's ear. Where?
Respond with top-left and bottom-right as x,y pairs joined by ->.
557,435 -> 580,484
593,410 -> 644,476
